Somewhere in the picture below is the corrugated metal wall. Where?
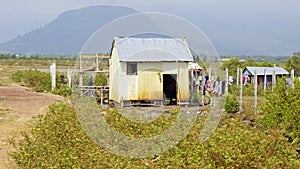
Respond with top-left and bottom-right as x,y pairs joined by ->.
109,48 -> 190,103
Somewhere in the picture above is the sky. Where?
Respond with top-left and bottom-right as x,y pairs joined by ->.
0,0 -> 299,55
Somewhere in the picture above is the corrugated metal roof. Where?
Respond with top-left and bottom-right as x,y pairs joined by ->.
243,67 -> 289,76
114,37 -> 193,62
188,62 -> 203,70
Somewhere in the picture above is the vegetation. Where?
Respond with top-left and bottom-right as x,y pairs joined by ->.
10,69 -> 71,96
95,72 -> 107,86
285,55 -> 300,76
9,102 -> 300,168
3,55 -> 300,167
224,95 -> 239,113
0,54 -> 76,67
260,79 -> 300,151
10,69 -> 51,92
221,57 -> 274,77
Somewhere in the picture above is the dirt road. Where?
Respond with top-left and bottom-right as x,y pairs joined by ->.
0,85 -> 65,169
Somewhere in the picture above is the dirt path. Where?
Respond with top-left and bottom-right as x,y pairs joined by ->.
0,85 -> 65,169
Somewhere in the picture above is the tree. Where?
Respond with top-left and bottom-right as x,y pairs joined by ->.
221,57 -> 244,76
285,55 -> 300,76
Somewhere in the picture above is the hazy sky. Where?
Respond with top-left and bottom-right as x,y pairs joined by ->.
0,0 -> 299,55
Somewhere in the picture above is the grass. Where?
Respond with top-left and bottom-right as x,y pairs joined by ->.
0,104 -> 12,117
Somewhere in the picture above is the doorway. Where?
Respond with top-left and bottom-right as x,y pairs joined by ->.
163,74 -> 177,105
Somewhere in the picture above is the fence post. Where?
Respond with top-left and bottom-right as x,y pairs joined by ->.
263,68 -> 267,91
50,63 -> 56,91
209,66 -> 212,81
272,69 -> 276,92
254,69 -> 257,114
201,71 -> 205,106
239,69 -> 243,112
67,69 -> 72,88
291,69 -> 295,89
236,68 -> 239,86
225,68 -> 228,96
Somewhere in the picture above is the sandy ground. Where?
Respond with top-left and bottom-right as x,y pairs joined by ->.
0,85 -> 65,169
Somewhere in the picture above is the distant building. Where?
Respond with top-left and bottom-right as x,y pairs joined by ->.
109,37 -> 193,106
242,66 -> 289,86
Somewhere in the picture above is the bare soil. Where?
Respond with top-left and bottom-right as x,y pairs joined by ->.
0,85 -> 65,169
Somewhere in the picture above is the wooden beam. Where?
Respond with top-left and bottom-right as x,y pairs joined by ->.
80,55 -> 110,59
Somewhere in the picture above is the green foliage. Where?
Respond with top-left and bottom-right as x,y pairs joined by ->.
94,72 -> 107,86
221,57 -> 274,77
260,79 -> 300,150
285,55 -> 300,76
10,102 -> 299,168
51,73 -> 72,97
221,57 -> 243,76
225,95 -> 239,113
52,84 -> 72,97
10,69 -> 51,92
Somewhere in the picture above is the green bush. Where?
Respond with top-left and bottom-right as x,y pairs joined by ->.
52,84 -> 72,97
10,69 -> 51,92
95,72 -> 107,86
10,102 -> 299,168
260,79 -> 300,150
52,73 -> 72,97
225,95 -> 239,113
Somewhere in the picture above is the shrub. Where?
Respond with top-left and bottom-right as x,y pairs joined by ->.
225,95 -> 239,113
51,73 -> 72,97
10,102 -> 299,168
95,72 -> 107,86
10,69 -> 51,92
52,84 -> 72,97
260,78 -> 300,150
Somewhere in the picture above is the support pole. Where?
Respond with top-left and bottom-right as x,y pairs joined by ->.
79,53 -> 82,72
236,68 -> 239,86
208,67 -> 212,81
272,70 -> 276,92
263,68 -> 267,91
225,68 -> 228,96
67,69 -> 71,88
100,87 -> 103,106
96,53 -> 99,71
201,72 -> 205,106
50,63 -> 56,91
291,69 -> 295,89
79,73 -> 83,87
254,69 -> 257,114
239,69 -> 243,112
191,69 -> 194,103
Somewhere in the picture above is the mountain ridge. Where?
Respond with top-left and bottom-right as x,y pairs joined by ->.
0,5 -> 138,54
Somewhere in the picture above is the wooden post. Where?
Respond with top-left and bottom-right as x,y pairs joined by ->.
67,69 -> 71,88
239,69 -> 243,112
291,69 -> 295,89
79,53 -> 82,72
236,68 -> 239,86
201,72 -> 205,106
100,87 -> 103,106
190,69 -> 194,103
214,68 -> 217,82
208,67 -> 212,81
79,73 -> 83,87
225,68 -> 228,96
272,69 -> 276,92
50,63 -> 56,91
254,69 -> 257,114
96,53 -> 99,71
263,68 -> 267,91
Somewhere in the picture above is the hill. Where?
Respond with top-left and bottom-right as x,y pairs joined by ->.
0,6 -> 138,54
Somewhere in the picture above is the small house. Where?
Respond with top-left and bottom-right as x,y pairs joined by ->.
242,67 -> 289,86
109,37 -> 193,106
